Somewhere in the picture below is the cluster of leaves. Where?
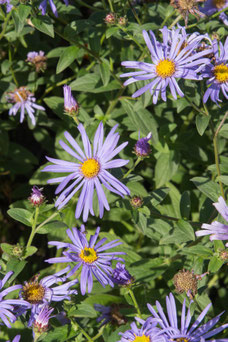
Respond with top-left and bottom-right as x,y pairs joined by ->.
0,0 -> 228,341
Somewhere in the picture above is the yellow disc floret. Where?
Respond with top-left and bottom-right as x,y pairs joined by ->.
133,335 -> 150,342
156,59 -> 176,78
81,158 -> 100,178
213,64 -> 228,83
212,0 -> 226,9
13,87 -> 30,103
79,247 -> 98,263
22,278 -> 45,304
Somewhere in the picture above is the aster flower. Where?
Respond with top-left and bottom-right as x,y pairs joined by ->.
199,0 -> 228,26
7,86 -> 45,126
20,266 -> 77,326
45,225 -> 125,295
42,122 -> 130,222
201,38 -> 228,105
195,196 -> 228,246
29,186 -> 44,206
63,85 -> 79,115
39,0 -> 68,17
26,51 -> 47,72
7,336 -> 21,342
94,304 -> 127,326
112,262 -> 134,286
0,268 -> 30,328
118,317 -> 166,342
134,132 -> 152,157
0,0 -> 13,12
120,27 -> 212,104
147,292 -> 228,342
33,305 -> 54,333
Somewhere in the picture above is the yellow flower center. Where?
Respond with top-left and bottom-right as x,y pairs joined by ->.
156,59 -> 176,78
79,247 -> 98,263
212,0 -> 226,8
173,338 -> 190,342
213,64 -> 228,83
81,158 -> 100,178
133,335 -> 150,342
13,87 -> 29,103
22,280 -> 45,304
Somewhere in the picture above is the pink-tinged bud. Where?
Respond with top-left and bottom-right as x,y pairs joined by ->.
134,132 -> 152,157
29,186 -> 44,206
130,196 -> 143,209
118,16 -> 127,26
63,85 -> 79,116
33,306 -> 54,334
104,12 -> 116,24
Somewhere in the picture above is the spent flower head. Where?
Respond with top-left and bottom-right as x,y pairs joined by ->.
26,51 -> 47,72
170,0 -> 206,25
147,292 -> 228,342
196,196 -> 228,246
7,86 -> 45,126
46,225 -> 125,295
173,269 -> 208,299
43,122 -> 130,222
120,26 -> 212,104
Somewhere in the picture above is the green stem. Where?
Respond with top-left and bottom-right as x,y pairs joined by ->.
118,26 -> 144,52
72,116 -> 80,125
92,326 -> 105,341
128,287 -> 142,319
75,0 -> 100,11
38,75 -> 75,103
168,13 -> 182,29
123,157 -> 141,179
107,0 -> 114,12
26,207 -> 39,249
185,95 -> 207,116
8,45 -> 18,87
150,211 -> 201,227
35,212 -> 59,232
127,0 -> 142,25
161,9 -> 175,27
73,321 -> 93,342
0,11 -> 12,41
105,87 -> 125,117
187,6 -> 228,29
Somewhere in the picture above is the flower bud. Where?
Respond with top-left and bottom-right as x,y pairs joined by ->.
112,262 -> 134,286
29,186 -> 44,206
26,51 -> 47,73
104,12 -> 116,24
33,305 -> 54,335
118,16 -> 127,26
134,132 -> 152,157
130,196 -> 143,209
63,85 -> 79,116
219,249 -> 228,261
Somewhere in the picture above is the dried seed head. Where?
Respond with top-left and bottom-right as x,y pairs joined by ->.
173,269 -> 208,299
170,0 -> 206,25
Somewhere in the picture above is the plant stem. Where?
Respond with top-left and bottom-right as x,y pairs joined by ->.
35,212 -> 59,232
127,0 -> 142,25
73,320 -> 93,342
187,6 -> 228,29
128,287 -> 142,319
108,0 -> 114,12
38,75 -> 76,102
118,25 -> 144,52
123,157 -> 142,179
75,0 -> 100,11
161,9 -> 175,27
185,95 -> 208,116
8,45 -> 18,87
26,207 -> 39,249
105,87 -> 125,117
168,13 -> 182,28
0,11 -> 12,41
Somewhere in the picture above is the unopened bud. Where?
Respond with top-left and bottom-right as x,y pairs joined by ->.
63,85 -> 79,116
29,186 -> 44,206
118,16 -> 127,26
130,196 -> 143,209
134,132 -> 152,157
104,13 -> 116,25
219,249 -> 228,261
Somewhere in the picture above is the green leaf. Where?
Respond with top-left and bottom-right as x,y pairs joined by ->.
70,73 -> 100,91
6,258 -> 27,283
99,60 -> 110,86
180,191 -> 191,219
68,303 -> 97,318
56,46 -> 79,74
7,208 -> 33,226
31,15 -> 54,37
12,4 -> 31,33
195,114 -> 210,136
155,151 -> 179,187
106,26 -> 119,38
182,246 -> 213,257
23,246 -> 38,259
43,325 -> 77,342
161,220 -> 195,244
219,123 -> 228,139
191,177 -> 221,202
149,187 -> 170,207
208,256 -> 224,273
37,221 -> 68,235
217,175 -> 228,185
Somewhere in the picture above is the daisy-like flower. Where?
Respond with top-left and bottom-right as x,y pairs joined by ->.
7,86 -> 45,126
147,292 -> 228,342
45,225 -> 125,295
20,266 -> 77,326
63,85 -> 79,115
195,196 -> 228,246
118,317 -> 166,342
199,0 -> 228,26
0,268 -> 30,328
39,0 -> 68,17
42,122 -> 130,222
201,38 -> 228,104
26,51 -> 47,73
0,0 -> 12,12
120,26 -> 212,104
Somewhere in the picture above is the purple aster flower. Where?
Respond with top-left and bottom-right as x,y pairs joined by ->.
134,132 -> 152,157
7,87 -> 45,126
0,268 -> 30,328
33,305 -> 54,333
26,51 -> 47,72
7,336 -> 21,342
147,292 -> 228,342
39,0 -> 68,17
201,38 -> 228,105
20,266 -> 77,326
63,85 -> 79,115
0,0 -> 13,12
120,26 -> 212,104
29,186 -> 44,206
45,225 -> 125,295
94,304 -> 127,326
199,0 -> 228,26
42,122 -> 130,222
112,262 -> 134,286
196,196 -> 228,247
118,317 -> 166,342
